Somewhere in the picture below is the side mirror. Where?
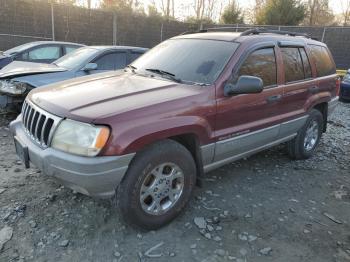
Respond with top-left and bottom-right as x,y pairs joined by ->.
83,63 -> 97,72
224,75 -> 263,96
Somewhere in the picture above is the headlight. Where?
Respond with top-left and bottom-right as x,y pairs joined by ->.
51,119 -> 110,157
0,80 -> 28,95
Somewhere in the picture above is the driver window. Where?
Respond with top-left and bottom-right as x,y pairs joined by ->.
238,48 -> 277,88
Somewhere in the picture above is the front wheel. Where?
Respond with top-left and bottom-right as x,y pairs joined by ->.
287,109 -> 323,160
116,139 -> 196,230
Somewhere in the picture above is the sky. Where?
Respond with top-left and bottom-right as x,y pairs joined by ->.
84,0 -> 344,19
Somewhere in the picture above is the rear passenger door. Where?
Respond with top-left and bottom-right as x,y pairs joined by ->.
278,43 -> 317,138
214,45 -> 284,162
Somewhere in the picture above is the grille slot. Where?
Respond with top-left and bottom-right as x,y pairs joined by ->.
21,100 -> 61,148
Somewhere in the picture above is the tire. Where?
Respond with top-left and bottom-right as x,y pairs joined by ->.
116,139 -> 196,230
287,109 -> 323,160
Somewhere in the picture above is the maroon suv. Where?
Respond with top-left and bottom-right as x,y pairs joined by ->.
10,29 -> 339,229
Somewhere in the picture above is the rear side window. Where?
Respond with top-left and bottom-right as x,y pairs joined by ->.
299,48 -> 312,79
310,45 -> 336,77
238,48 -> 277,87
281,47 -> 304,83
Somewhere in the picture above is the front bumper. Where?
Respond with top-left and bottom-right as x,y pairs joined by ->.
10,117 -> 135,198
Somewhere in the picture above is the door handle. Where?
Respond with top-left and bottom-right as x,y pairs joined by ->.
266,94 -> 282,103
308,86 -> 320,94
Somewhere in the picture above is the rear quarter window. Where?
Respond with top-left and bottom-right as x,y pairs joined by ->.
309,45 -> 336,77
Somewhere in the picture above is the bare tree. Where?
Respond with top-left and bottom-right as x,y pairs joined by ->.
245,0 -> 265,24
340,0 -> 350,26
171,0 -> 174,17
193,0 -> 205,20
206,0 -> 215,21
160,0 -> 173,19
305,0 -> 335,26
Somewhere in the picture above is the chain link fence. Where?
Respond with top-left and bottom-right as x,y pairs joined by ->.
1,0 -> 350,69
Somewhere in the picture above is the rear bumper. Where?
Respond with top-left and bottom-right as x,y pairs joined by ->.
328,96 -> 339,115
10,117 -> 135,198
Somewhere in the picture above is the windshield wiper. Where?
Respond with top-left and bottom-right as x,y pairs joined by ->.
127,65 -> 137,70
125,65 -> 137,73
145,68 -> 182,83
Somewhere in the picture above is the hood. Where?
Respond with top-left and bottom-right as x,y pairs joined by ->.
11,70 -> 75,88
28,71 -> 205,122
0,61 -> 66,78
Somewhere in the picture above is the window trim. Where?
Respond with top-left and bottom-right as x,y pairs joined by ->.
233,42 -> 278,89
278,41 -> 305,48
299,47 -> 313,81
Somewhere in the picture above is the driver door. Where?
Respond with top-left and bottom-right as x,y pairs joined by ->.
214,45 -> 284,162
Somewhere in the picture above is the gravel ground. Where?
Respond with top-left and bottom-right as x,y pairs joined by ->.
0,103 -> 349,262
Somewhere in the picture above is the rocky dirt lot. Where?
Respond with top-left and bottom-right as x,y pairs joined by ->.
0,103 -> 349,262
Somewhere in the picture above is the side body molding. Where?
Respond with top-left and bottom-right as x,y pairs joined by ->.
201,116 -> 308,173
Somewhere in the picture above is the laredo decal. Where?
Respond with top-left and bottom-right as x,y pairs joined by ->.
218,130 -> 251,141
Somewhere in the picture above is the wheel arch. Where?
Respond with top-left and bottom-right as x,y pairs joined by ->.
313,102 -> 328,132
168,133 -> 205,184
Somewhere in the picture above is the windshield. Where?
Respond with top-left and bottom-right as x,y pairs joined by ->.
132,39 -> 239,85
4,42 -> 39,55
54,47 -> 97,69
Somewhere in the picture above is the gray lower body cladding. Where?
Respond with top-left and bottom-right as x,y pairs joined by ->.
10,118 -> 135,198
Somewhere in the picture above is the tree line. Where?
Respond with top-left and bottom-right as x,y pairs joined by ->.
42,0 -> 350,26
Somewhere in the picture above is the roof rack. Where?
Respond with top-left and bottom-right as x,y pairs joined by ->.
179,27 -> 316,40
240,28 -> 311,38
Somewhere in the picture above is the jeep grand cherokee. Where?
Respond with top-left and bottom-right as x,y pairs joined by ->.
10,29 -> 339,229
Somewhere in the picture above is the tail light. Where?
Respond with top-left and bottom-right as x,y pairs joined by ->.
336,78 -> 340,96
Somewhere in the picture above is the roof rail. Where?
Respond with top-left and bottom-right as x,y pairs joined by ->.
240,28 -> 311,38
179,27 -> 317,40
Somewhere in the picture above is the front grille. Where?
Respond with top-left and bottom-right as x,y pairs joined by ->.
21,100 -> 61,148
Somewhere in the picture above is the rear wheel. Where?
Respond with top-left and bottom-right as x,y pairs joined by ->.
116,139 -> 196,230
287,109 -> 323,160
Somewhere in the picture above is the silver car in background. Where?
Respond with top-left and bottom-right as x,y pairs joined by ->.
0,46 -> 148,110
